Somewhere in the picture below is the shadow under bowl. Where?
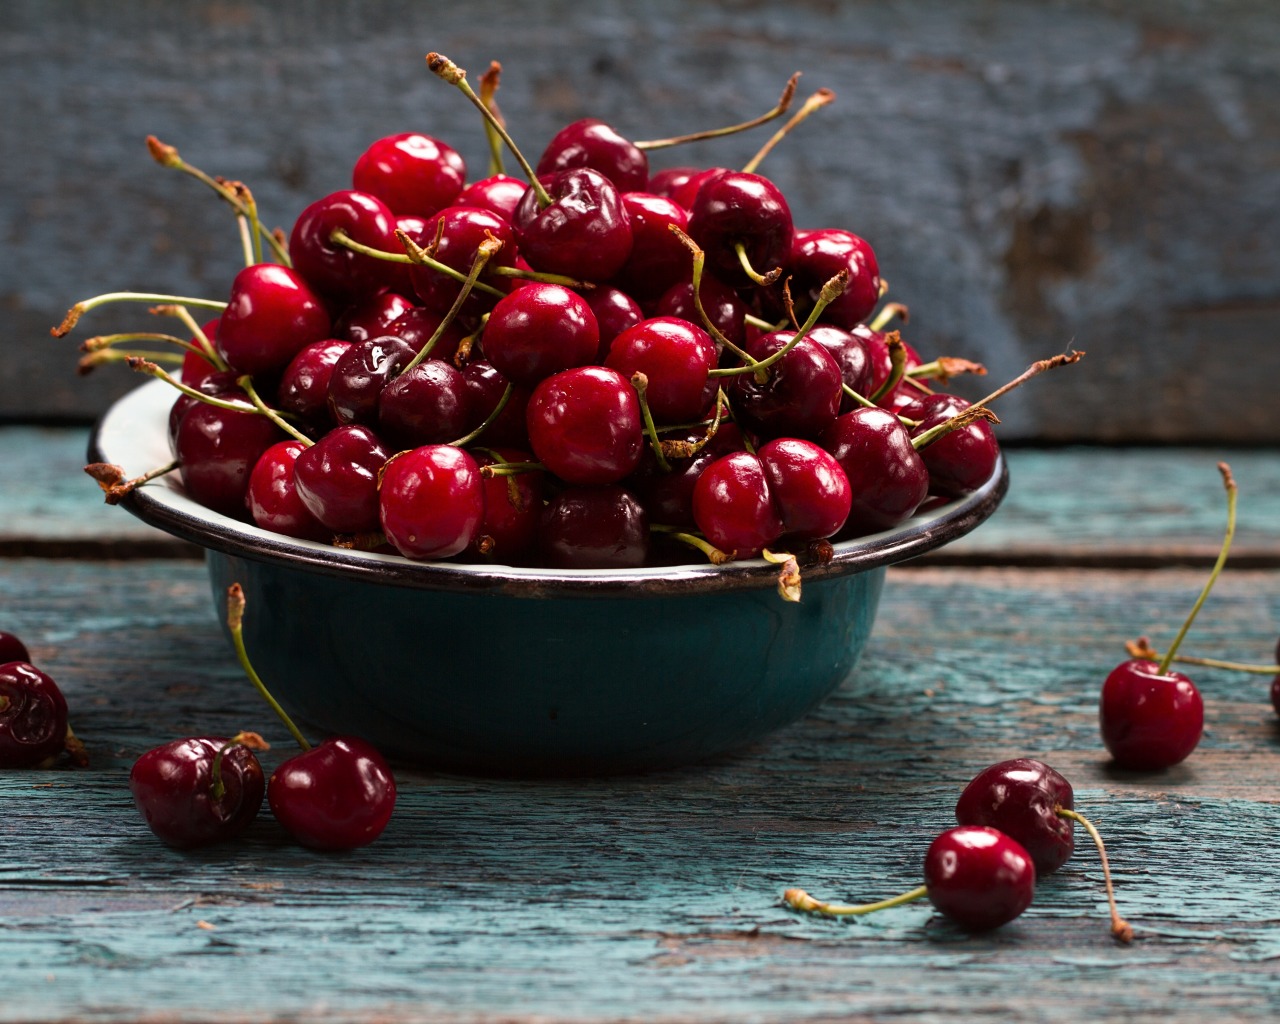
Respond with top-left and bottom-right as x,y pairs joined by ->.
91,380 -> 1007,776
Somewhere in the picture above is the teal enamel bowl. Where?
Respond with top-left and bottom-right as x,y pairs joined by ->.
92,380 -> 1007,776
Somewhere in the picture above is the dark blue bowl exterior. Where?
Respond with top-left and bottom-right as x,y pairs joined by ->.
209,552 -> 886,776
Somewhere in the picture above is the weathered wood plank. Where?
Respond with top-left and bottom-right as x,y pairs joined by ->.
3,427 -> 1278,564
4,1 -> 1279,441
1,559 -> 1278,1022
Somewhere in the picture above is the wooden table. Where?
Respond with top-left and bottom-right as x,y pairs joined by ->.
3,430 -> 1279,1022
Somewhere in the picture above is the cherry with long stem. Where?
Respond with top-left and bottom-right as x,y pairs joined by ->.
632,73 -> 799,151
1056,807 -> 1133,943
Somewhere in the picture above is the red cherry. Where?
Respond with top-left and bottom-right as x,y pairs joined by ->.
379,445 -> 485,559
172,393 -> 283,520
525,366 -> 645,486
691,450 -> 784,558
454,173 -> 529,220
405,205 -> 518,319
781,228 -> 881,329
246,440 -> 331,541
728,331 -> 844,441
289,189 -> 401,305
583,285 -> 644,362
276,338 -> 352,428
1100,659 -> 1204,770
481,283 -> 600,386
757,438 -> 852,542
386,305 -> 468,365
326,335 -> 416,426
468,448 -> 545,563
512,167 -> 633,282
687,170 -> 792,287
955,758 -> 1075,876
652,273 -> 747,351
180,317 -> 222,387
460,360 -> 531,448
216,264 -> 332,377
377,358 -> 473,449
0,661 -> 69,768
293,424 -> 389,536
537,485 -> 651,569
536,118 -> 649,193
645,166 -> 702,203
902,393 -> 1001,499
267,736 -> 396,851
0,631 -> 31,665
604,316 -> 717,423
923,826 -> 1036,931
129,736 -> 265,848
333,291 -> 416,344
352,133 -> 466,218
819,408 -> 930,536
612,192 -> 691,300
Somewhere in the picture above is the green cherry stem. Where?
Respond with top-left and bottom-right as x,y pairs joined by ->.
670,226 -> 756,364
741,86 -> 836,175
84,459 -> 181,505
426,52 -> 553,209
783,884 -> 929,917
237,376 -> 314,445
391,228 -> 508,299
868,331 -> 907,403
734,240 -> 783,287
634,73 -> 800,151
478,61 -> 507,177
1125,637 -> 1279,675
52,293 -> 228,338
226,583 -> 312,752
868,302 -> 910,332
125,357 -> 257,414
450,383 -> 515,448
649,524 -> 731,565
400,236 -> 502,376
1156,462 -> 1238,676
631,372 -> 672,474
1056,807 -> 1133,943
79,348 -> 184,375
150,304 -> 230,370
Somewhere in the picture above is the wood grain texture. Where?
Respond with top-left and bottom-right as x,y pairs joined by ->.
4,1 -> 1279,441
1,558 -> 1278,1022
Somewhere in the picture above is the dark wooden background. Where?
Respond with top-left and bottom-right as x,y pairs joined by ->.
3,0 -> 1278,441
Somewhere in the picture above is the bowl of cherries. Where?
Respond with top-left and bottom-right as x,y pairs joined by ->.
66,54 -> 1052,776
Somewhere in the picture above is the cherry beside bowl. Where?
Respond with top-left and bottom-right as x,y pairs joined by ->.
90,379 -> 1007,776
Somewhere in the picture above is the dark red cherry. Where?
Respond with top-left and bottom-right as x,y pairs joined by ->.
782,228 -> 881,329
653,273 -> 747,351
728,331 -> 844,440
537,486 -> 651,569
379,445 -> 485,559
819,407 -> 930,537
246,440 -> 331,541
326,335 -> 416,426
455,173 -> 529,220
692,450 -> 785,559
289,189 -> 401,305
482,283 -> 600,386
277,338 -> 352,428
612,192 -> 691,300
0,661 -> 68,768
1100,659 -> 1204,770
923,826 -> 1036,931
167,369 -> 243,453
406,205 -> 518,319
0,632 -> 31,665
216,263 -> 332,377
605,316 -> 717,423
129,736 -> 266,848
460,360 -> 531,448
630,423 -> 746,529
807,325 -> 875,410
902,393 -> 1001,498
955,759 -> 1075,877
512,167 -> 633,282
293,424 -> 389,535
646,166 -> 702,203
687,171 -> 792,287
583,285 -> 644,362
467,448 -> 545,563
667,166 -> 732,210
536,118 -> 649,193
377,358 -> 473,449
173,396 -> 283,520
525,366 -> 645,486
386,306 -> 468,365
757,438 -> 852,542
352,132 -> 466,218
267,736 -> 396,851
333,291 -> 416,345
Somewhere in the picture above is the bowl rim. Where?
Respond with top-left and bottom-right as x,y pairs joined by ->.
89,378 -> 1008,598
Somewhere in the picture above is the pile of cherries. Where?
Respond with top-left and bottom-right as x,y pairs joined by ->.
57,53 -> 1016,575
785,757 -> 1133,941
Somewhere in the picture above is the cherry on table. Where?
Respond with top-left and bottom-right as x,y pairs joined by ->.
0,631 -> 31,665
955,758 -> 1075,876
129,733 -> 267,848
0,660 -> 71,768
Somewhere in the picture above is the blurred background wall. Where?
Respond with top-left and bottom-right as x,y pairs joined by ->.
3,0 -> 1277,441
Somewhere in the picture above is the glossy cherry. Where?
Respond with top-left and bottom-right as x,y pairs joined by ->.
512,166 -> 633,282
481,282 -> 599,386
172,390 -> 283,519
333,291 -> 416,345
461,360 -> 531,448
293,424 -> 389,535
377,358 -> 473,449
819,407 -> 930,537
379,444 -> 485,559
387,305 -> 468,365
289,189 -> 401,305
757,437 -> 852,543
536,118 -> 649,193
326,335 -> 416,426
604,316 -> 717,423
268,736 -> 397,851
352,132 -> 466,218
215,263 -> 332,377
246,440 -> 331,541
0,661 -> 69,768
903,393 -> 1001,499
728,331 -> 844,441
455,173 -> 529,220
1100,659 -> 1205,770
780,228 -> 881,330
0,631 -> 31,665
923,826 -> 1036,931
129,735 -> 266,848
583,285 -> 644,362
276,338 -> 352,428
537,485 -> 651,569
653,273 -> 747,351
691,450 -> 784,559
405,204 -> 518,319
955,758 -> 1075,876
807,325 -> 874,410
612,192 -> 691,300
687,171 -> 792,287
467,448 -> 545,563
525,365 -> 645,486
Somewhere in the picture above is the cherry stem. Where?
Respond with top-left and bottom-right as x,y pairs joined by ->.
491,264 -> 595,289
741,87 -> 836,175
52,293 -> 228,338
1157,463 -> 1238,675
85,459 -> 180,505
391,228 -> 507,299
145,136 -> 290,265
649,524 -> 731,565
783,884 -> 929,917
868,302 -> 910,332
63,724 -> 89,768
225,584 -> 312,752
909,357 -> 988,384
910,405 -> 1001,451
1056,807 -> 1133,943
426,52 -> 552,208
1125,637 -> 1278,675
967,351 -> 1085,416
762,548 -> 802,603
630,372 -> 672,474
479,460 -> 544,477
634,72 -> 800,150
401,237 -> 502,376
669,226 -> 756,364
238,375 -> 314,446
733,240 -> 783,287
450,383 -> 515,448
210,730 -> 270,801
478,61 -> 506,177
124,356 -> 257,415
150,304 -> 228,370
868,332 -> 908,403
79,348 -> 184,375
